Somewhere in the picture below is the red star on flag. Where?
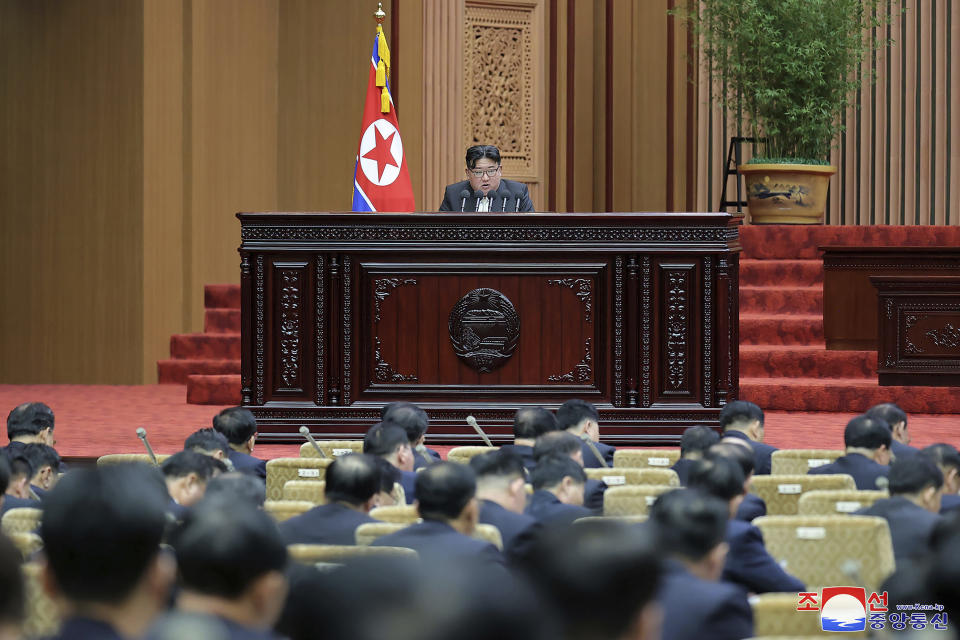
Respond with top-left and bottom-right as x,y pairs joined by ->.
362,126 -> 398,182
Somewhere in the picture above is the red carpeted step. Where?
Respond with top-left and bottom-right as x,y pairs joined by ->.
187,374 -> 241,405
170,333 -> 241,360
157,359 -> 241,385
204,284 -> 241,309
204,309 -> 241,334
740,377 -> 960,414
740,285 -> 822,314
740,314 -> 824,345
740,225 -> 960,260
739,259 -> 823,287
740,345 -> 876,378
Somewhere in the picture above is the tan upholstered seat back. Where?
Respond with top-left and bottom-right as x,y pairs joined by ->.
265,457 -> 333,501
603,485 -> 677,516
447,446 -> 498,465
771,449 -> 844,475
369,505 -> 420,524
750,474 -> 856,515
9,532 -> 43,559
754,514 -> 895,592
612,449 -> 680,469
299,440 -> 364,459
356,522 -> 408,546
474,523 -> 503,550
585,467 -> 680,487
287,544 -> 418,565
1,508 -> 42,536
752,593 -> 867,638
282,480 -> 327,504
23,562 -> 61,639
798,490 -> 889,515
264,500 -> 315,522
96,453 -> 171,467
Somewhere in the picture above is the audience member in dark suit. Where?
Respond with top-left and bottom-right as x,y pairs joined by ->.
372,456 -> 405,507
438,145 -> 535,213
920,444 -> 960,514
161,450 -> 218,520
469,449 -> 542,563
41,464 -> 175,640
688,455 -> 804,594
533,431 -> 606,512
499,407 -> 557,474
373,462 -> 504,564
203,472 -> 266,509
650,489 -> 754,640
381,402 -> 441,470
185,428 -> 234,469
856,455 -> 944,561
364,421 -> 417,503
156,500 -> 288,639
866,402 -> 918,459
719,401 -> 777,475
708,442 -> 767,522
557,399 -> 615,468
5,401 -> 66,473
20,442 -> 60,500
280,454 -> 381,546
0,526 -> 24,637
213,407 -> 268,480
1,455 -> 40,514
673,426 -> 721,485
525,456 -> 592,527
519,519 -> 663,640
808,415 -> 891,490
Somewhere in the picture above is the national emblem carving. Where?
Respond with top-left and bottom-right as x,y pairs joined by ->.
448,288 -> 520,373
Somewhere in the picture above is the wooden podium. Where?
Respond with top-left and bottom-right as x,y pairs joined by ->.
238,212 -> 741,445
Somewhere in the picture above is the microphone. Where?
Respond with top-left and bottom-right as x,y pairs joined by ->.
501,195 -> 507,212
515,196 -> 521,212
578,432 -> 610,468
459,188 -> 471,212
136,427 -> 159,465
473,190 -> 484,212
299,426 -> 328,458
465,415 -> 494,447
415,443 -> 436,466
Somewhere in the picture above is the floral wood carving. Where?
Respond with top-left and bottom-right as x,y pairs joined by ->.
374,337 -> 418,383
666,271 -> 689,389
278,270 -> 301,388
547,278 -> 592,322
926,323 -> 960,349
374,278 -> 418,322
548,338 -> 592,383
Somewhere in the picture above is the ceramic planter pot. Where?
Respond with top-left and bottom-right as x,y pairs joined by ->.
737,163 -> 837,224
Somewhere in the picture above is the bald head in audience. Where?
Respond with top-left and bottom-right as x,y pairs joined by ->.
415,462 -> 480,535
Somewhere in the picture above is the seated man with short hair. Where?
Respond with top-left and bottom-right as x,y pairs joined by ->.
533,431 -> 606,512
438,144 -> 534,212
708,442 -> 766,522
469,449 -> 542,563
184,428 -> 233,466
5,402 -> 58,462
280,453 -> 382,546
373,462 -> 503,564
525,456 -> 592,527
381,402 -> 441,470
557,399 -> 615,468
499,407 -> 557,474
21,442 -> 61,500
673,425 -> 720,486
363,422 -> 417,504
921,444 -> 960,513
41,465 -> 176,640
719,401 -> 776,475
212,407 -> 267,480
865,402 -> 918,459
202,473 -> 266,510
1,455 -> 40,514
808,415 -> 891,490
162,450 -> 218,520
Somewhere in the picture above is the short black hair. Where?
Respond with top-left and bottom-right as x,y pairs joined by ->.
513,407 -> 557,440
414,462 -> 476,521
888,456 -> 943,496
363,422 -> 410,458
6,402 -> 54,440
465,145 -> 501,169
0,533 -> 24,626
556,399 -> 598,431
184,428 -> 230,456
0,455 -> 9,495
680,425 -> 720,457
161,450 -> 217,481
687,456 -> 746,502
533,431 -> 582,462
530,456 -> 586,491
324,454 -> 380,506
170,502 -> 287,599
21,443 -> 60,477
203,473 -> 266,508
843,416 -> 892,450
381,402 -> 429,444
649,489 -> 729,562
469,449 -> 526,481
921,444 -> 960,474
212,407 -> 258,445
718,401 -> 764,430
374,456 -> 400,493
865,403 -> 908,429
8,456 -> 32,482
41,465 -> 168,604
707,442 -> 755,477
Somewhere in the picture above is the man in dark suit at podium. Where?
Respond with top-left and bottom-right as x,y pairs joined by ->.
438,145 -> 534,213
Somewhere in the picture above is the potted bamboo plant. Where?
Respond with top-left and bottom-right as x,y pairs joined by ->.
676,0 -> 897,224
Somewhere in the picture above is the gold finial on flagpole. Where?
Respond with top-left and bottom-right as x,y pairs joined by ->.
374,2 -> 386,24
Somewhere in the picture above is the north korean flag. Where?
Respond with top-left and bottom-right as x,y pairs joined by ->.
351,29 -> 415,212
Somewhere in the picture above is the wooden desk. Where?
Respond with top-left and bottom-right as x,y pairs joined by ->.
821,246 -> 960,350
238,212 -> 741,444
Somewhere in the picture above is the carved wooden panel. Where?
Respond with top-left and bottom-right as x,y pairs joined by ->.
655,261 -> 699,401
272,262 -> 308,393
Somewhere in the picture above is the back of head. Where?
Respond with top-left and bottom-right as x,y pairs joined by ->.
888,456 -> 943,496
203,472 -> 266,508
687,456 -> 746,502
162,450 -> 216,481
707,442 -> 755,477
363,422 -> 409,458
530,456 -> 586,491
21,442 -> 60,474
921,444 -> 960,472
649,489 -> 729,562
6,402 -> 54,440
41,464 -> 168,604
512,407 -> 557,440
184,427 -> 230,456
532,431 -> 581,462
373,456 -> 400,492
414,462 -> 476,521
556,399 -> 598,432
843,416 -> 892,450
212,407 -> 258,445
680,425 -> 721,457
469,449 -> 526,485
170,501 -> 287,599
324,454 -> 379,506
381,402 -> 429,444
718,400 -> 764,431
865,402 -> 908,428
8,456 -> 33,489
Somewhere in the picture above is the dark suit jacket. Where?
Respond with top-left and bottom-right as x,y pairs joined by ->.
723,430 -> 778,475
400,470 -> 417,504
940,492 -> 960,514
580,440 -> 616,468
227,449 -> 267,480
584,478 -> 606,513
413,447 -> 442,471
723,520 -> 805,594
658,560 -> 754,640
735,493 -> 767,522
279,502 -> 379,546
807,452 -> 890,490
438,179 -> 534,212
498,444 -> 537,474
891,439 -> 919,459
372,519 -> 504,564
856,496 -> 941,560
148,612 -> 281,640
51,617 -> 126,640
479,499 -> 542,563
672,458 -> 696,486
0,495 -> 41,516
525,490 -> 592,527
